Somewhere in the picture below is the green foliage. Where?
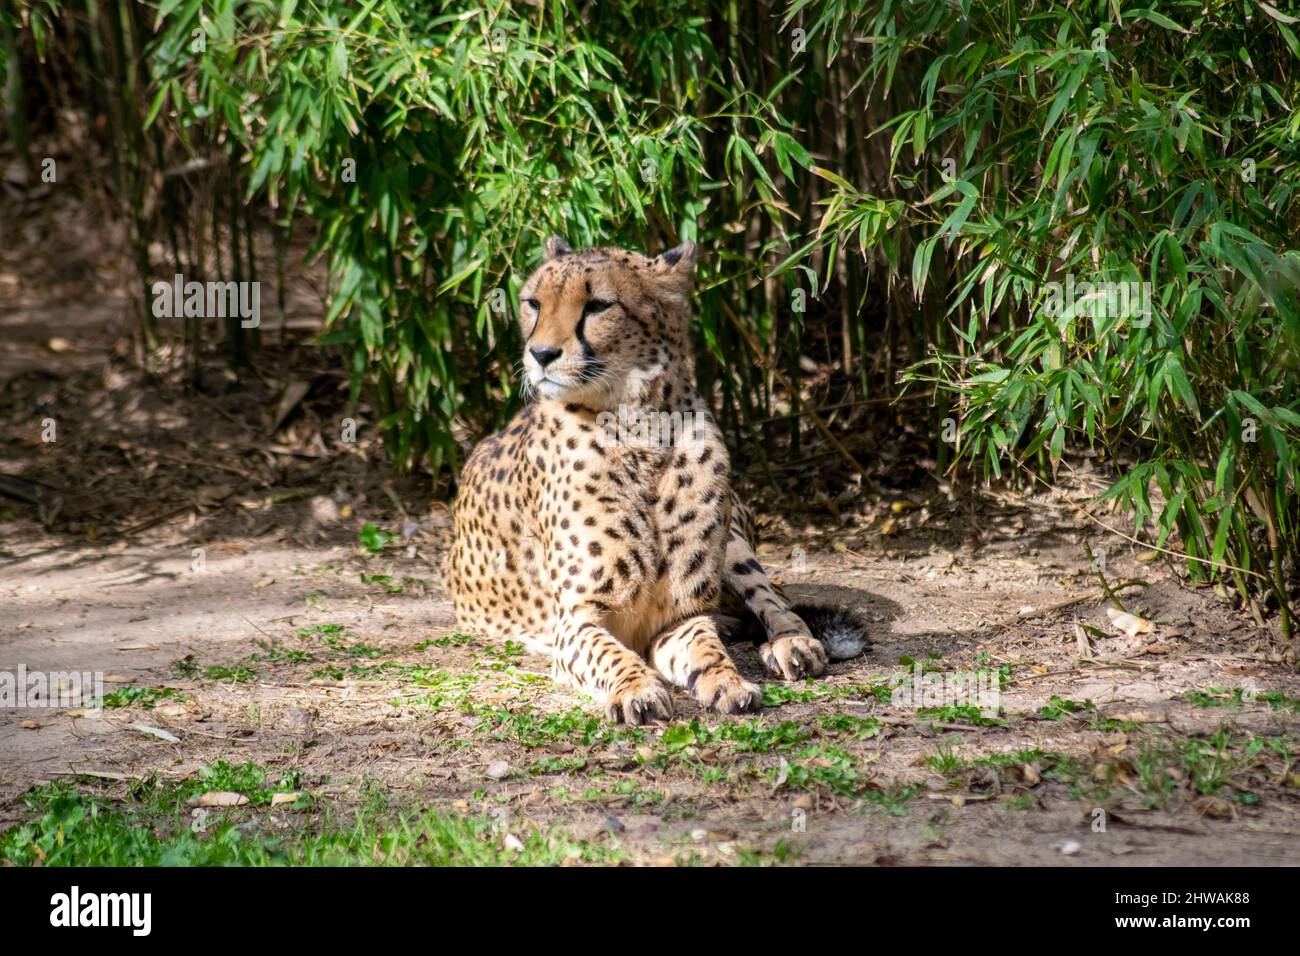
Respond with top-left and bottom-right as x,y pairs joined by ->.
0,777 -> 617,866
357,523 -> 395,553
100,686 -> 185,709
7,0 -> 1299,625
147,0 -> 805,477
817,1 -> 1300,621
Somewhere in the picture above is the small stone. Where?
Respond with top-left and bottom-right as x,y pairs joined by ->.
310,496 -> 340,523
486,760 -> 510,780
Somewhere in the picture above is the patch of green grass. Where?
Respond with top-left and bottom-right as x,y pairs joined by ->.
597,778 -> 666,807
1184,686 -> 1247,708
1126,729 -> 1290,809
737,838 -> 797,865
1258,691 -> 1300,715
303,589 -> 330,612
974,749 -> 1086,791
1038,696 -> 1094,720
202,663 -> 257,683
415,633 -> 477,650
191,760 -> 303,806
100,686 -> 185,710
529,755 -> 589,775
761,681 -> 825,706
249,640 -> 315,665
480,706 -> 647,750
170,656 -> 200,679
358,523 -> 395,554
765,744 -> 859,796
925,743 -> 965,776
843,680 -> 897,703
659,719 -> 813,755
898,655 -> 945,674
298,623 -> 346,639
758,743 -> 918,810
1185,687 -> 1300,715
1091,716 -> 1144,732
299,624 -> 387,660
760,678 -> 895,707
482,640 -> 528,670
915,704 -> 1008,727
0,779 -> 619,866
816,713 -> 883,740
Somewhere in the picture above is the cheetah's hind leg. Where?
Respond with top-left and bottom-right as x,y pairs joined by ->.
719,506 -> 869,676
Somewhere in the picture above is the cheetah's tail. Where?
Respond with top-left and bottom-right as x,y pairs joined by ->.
719,603 -> 869,662
791,603 -> 870,662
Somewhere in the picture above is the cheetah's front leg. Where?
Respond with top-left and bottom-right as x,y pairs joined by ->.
723,527 -> 828,681
648,615 -> 761,715
553,612 -> 674,725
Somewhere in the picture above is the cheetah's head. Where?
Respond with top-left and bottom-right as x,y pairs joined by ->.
518,237 -> 699,408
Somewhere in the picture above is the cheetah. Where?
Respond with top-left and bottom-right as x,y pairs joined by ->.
446,236 -> 866,724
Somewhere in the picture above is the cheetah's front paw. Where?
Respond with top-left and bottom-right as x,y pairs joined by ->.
697,674 -> 763,715
759,632 -> 828,681
606,673 -> 674,725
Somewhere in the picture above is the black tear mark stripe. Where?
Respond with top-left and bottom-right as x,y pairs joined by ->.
575,312 -> 596,365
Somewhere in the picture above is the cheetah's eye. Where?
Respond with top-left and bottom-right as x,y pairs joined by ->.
524,298 -> 541,312
583,299 -> 615,316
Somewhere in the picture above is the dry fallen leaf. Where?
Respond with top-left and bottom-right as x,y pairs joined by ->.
1106,607 -> 1155,637
270,792 -> 301,807
1192,795 -> 1235,819
198,791 -> 249,807
129,723 -> 181,743
1104,708 -> 1167,724
1074,623 -> 1094,659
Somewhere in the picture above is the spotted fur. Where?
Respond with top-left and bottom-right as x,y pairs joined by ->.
445,237 -> 865,724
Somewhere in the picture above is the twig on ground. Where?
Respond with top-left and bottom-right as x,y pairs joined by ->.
1083,539 -> 1127,612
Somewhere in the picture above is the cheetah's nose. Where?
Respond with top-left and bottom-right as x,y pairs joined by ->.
530,345 -> 563,367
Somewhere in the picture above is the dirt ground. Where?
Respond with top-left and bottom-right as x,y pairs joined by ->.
2,185 -> 1299,866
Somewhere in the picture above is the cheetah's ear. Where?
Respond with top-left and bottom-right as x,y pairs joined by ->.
544,235 -> 574,260
652,241 -> 699,297
657,241 -> 699,273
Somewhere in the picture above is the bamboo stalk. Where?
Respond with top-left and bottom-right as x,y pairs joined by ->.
720,299 -> 878,494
